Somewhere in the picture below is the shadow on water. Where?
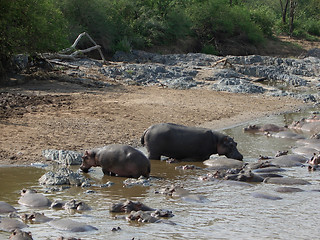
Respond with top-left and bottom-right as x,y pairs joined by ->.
1,107 -> 320,239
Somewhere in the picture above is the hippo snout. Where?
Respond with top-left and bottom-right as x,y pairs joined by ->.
80,166 -> 89,173
224,147 -> 243,161
228,151 -> 243,161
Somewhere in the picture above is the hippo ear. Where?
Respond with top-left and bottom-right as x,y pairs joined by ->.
223,136 -> 230,144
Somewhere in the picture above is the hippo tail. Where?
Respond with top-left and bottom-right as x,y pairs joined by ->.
140,128 -> 148,146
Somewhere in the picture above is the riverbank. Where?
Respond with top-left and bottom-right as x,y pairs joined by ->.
0,78 -> 308,165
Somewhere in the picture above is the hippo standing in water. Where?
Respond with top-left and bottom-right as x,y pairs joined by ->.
141,123 -> 243,161
80,144 -> 150,178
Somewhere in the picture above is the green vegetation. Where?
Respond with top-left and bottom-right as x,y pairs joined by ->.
1,0 -> 319,76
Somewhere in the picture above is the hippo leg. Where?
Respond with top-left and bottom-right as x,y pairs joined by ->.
102,169 -> 116,176
148,153 -> 161,160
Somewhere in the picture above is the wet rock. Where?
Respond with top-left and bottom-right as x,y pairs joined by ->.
64,199 -> 91,212
18,189 -> 51,208
9,229 -> 33,240
42,149 -> 83,165
124,209 -> 175,224
110,200 -> 155,213
0,201 -> 17,214
175,165 -> 202,170
155,185 -> 208,203
123,176 -> 152,187
49,218 -> 98,232
126,211 -> 161,223
39,167 -> 87,186
91,181 -> 114,188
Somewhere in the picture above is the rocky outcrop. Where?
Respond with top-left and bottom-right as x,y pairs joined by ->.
42,149 -> 83,165
49,49 -> 320,102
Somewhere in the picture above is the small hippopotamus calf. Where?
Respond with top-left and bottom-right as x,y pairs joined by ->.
80,144 -> 150,178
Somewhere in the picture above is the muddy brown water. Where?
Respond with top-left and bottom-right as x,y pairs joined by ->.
1,109 -> 320,240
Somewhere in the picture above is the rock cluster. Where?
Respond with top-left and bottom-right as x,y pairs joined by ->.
39,167 -> 86,186
42,149 -> 83,165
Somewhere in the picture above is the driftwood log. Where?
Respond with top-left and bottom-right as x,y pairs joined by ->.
211,58 -> 234,69
43,32 -> 106,63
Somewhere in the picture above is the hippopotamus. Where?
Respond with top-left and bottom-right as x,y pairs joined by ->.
20,212 -> 53,223
203,156 -> 244,170
268,131 -> 305,140
288,119 -> 320,133
308,152 -> 320,165
9,229 -> 33,240
251,192 -> 282,200
265,154 -> 308,167
80,144 -> 151,178
49,218 -> 97,232
292,146 -> 318,159
263,177 -> 311,185
18,189 -> 51,208
243,124 -> 287,133
0,218 -> 28,232
0,201 -> 17,214
274,187 -> 304,193
141,123 -> 243,161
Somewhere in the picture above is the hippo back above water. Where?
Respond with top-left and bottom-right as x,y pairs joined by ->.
141,123 -> 243,161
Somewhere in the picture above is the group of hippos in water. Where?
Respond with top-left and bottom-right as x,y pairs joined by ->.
80,122 -> 244,178
1,115 -> 320,239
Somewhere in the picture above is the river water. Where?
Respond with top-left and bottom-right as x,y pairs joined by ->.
1,108 -> 320,240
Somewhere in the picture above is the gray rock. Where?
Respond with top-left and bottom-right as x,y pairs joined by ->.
39,167 -> 86,186
42,149 -> 83,165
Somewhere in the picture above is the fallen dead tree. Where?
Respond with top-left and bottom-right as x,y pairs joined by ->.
42,32 -> 106,64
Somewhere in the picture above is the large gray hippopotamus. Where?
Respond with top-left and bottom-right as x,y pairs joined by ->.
80,144 -> 150,178
141,123 -> 243,161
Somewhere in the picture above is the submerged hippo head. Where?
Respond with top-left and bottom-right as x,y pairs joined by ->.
217,136 -> 243,161
80,150 -> 97,173
243,124 -> 260,132
9,229 -> 33,240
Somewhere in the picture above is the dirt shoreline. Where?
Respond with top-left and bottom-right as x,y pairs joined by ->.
0,78 -> 309,166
